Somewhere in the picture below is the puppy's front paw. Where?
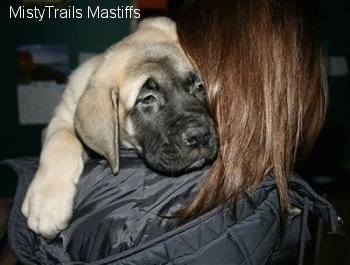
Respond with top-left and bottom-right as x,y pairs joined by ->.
21,168 -> 77,239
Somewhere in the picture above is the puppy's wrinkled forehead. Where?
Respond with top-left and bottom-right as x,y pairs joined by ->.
118,49 -> 195,111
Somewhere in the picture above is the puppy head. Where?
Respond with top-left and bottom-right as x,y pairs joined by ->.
120,61 -> 219,174
75,17 -> 218,174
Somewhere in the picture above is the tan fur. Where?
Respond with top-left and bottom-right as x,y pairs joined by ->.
21,17 -> 191,239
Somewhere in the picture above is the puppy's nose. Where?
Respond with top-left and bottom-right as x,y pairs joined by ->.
182,126 -> 210,148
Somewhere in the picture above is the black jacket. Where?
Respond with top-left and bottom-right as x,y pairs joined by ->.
3,149 -> 346,264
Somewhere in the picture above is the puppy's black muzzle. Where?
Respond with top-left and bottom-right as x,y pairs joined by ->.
181,121 -> 211,149
143,112 -> 218,174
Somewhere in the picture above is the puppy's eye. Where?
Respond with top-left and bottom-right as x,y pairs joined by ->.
141,95 -> 156,104
194,83 -> 204,92
144,78 -> 157,90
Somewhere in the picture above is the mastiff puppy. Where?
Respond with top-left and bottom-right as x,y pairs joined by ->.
21,17 -> 218,239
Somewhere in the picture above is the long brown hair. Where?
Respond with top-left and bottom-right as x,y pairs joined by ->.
176,0 -> 327,221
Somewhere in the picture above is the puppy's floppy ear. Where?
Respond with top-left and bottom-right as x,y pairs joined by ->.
74,80 -> 119,174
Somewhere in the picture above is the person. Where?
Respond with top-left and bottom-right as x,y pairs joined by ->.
175,0 -> 327,222
6,0 -> 345,264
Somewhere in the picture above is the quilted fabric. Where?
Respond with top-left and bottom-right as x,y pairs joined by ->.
3,149 -> 346,265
